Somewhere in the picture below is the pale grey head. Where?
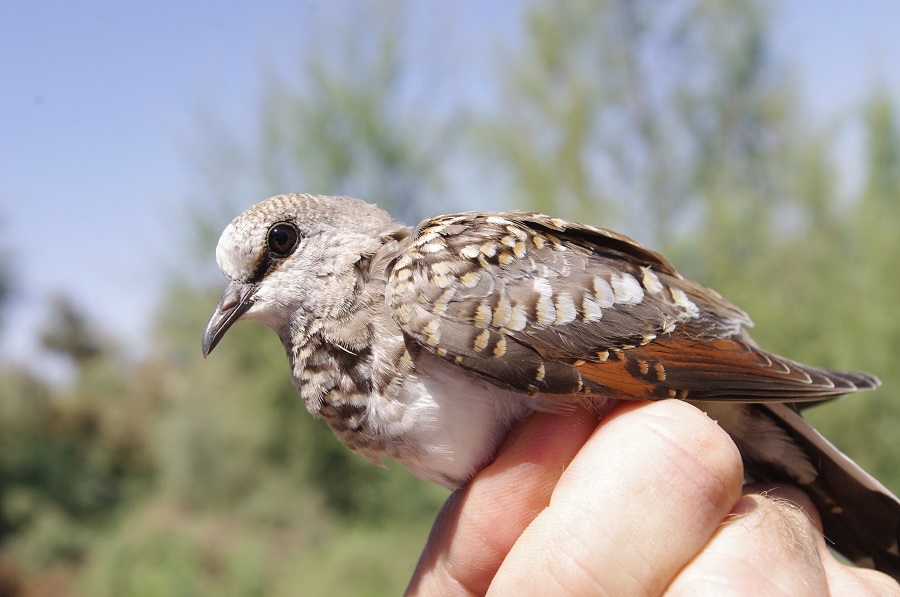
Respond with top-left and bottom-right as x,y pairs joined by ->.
201,193 -> 403,357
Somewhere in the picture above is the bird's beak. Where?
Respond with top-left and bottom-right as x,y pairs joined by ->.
202,280 -> 257,357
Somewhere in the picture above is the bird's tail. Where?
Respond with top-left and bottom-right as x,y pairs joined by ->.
698,401 -> 900,581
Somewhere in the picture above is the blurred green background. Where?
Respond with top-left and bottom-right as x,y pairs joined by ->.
2,1 -> 900,595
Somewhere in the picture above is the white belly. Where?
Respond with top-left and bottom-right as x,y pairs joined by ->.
367,353 -> 537,488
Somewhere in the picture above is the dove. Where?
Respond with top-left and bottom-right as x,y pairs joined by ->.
203,193 -> 900,579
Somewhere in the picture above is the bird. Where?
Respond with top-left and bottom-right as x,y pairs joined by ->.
202,193 -> 900,579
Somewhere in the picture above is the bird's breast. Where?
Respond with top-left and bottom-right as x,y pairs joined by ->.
360,352 -> 539,488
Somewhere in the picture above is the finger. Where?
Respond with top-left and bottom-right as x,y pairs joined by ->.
488,399 -> 744,596
667,486 -> 900,596
824,564 -> 900,595
666,490 -> 829,596
743,484 -> 823,530
406,408 -> 599,597
752,486 -> 900,596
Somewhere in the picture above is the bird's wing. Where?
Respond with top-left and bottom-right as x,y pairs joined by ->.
386,211 -> 898,579
386,211 -> 878,401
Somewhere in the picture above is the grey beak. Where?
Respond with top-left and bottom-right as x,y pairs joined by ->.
201,280 -> 258,357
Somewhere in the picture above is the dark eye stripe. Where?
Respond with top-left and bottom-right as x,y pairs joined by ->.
245,222 -> 302,283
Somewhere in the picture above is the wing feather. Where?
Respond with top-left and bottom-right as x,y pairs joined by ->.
387,211 -> 878,402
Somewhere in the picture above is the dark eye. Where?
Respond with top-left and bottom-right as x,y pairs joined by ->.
267,223 -> 299,256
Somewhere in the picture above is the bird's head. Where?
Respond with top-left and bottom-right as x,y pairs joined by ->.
202,193 -> 402,357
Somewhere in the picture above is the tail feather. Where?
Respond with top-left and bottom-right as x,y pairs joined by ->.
700,401 -> 900,581
597,335 -> 883,400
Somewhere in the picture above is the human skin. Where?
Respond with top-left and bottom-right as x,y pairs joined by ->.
406,400 -> 900,596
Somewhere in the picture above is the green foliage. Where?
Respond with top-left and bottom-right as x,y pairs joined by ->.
79,501 -> 429,597
39,296 -> 107,365
798,93 -> 900,486
267,524 -> 427,597
481,0 -> 794,249
259,7 -> 440,224
0,364 -> 156,570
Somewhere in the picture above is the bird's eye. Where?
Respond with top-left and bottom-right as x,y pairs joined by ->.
267,223 -> 299,257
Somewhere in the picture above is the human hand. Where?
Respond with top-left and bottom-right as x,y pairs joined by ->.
406,400 -> 899,595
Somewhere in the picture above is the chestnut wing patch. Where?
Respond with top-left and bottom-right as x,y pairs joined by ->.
387,211 -> 873,401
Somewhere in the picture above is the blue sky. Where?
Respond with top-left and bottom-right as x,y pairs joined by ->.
1,1 -> 898,379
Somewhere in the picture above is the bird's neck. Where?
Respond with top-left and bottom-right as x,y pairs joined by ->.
283,249 -> 412,421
